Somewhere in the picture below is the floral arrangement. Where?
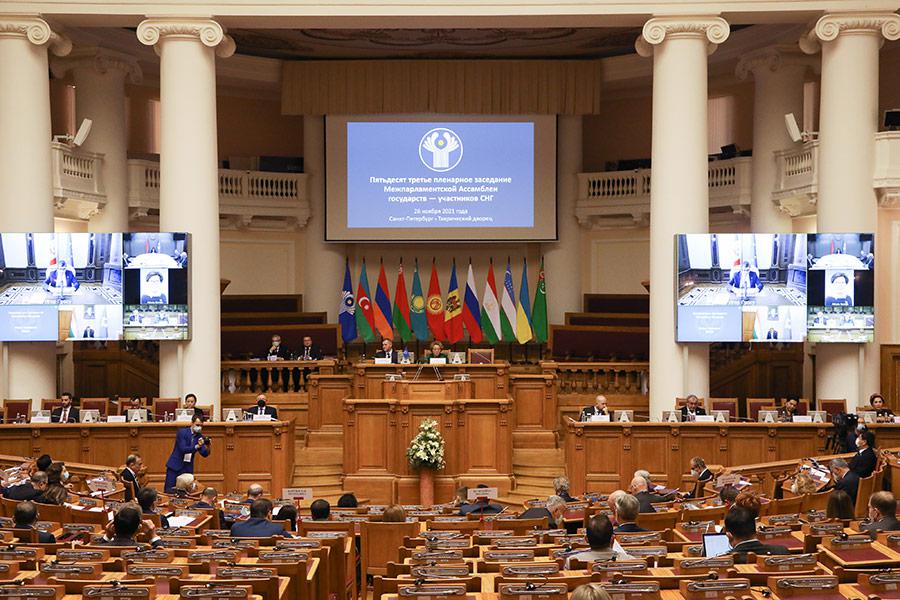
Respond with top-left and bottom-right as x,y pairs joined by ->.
406,418 -> 446,470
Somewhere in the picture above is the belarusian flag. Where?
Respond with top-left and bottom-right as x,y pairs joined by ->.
392,261 -> 412,343
480,259 -> 502,345
355,259 -> 376,343
532,257 -> 548,343
500,259 -> 517,342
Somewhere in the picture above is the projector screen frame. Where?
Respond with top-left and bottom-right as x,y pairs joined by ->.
323,113 -> 559,243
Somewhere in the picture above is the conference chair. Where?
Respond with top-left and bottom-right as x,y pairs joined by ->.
818,398 -> 847,419
32,502 -> 69,523
675,396 -> 707,411
762,495 -> 803,517
81,398 -> 110,417
635,510 -> 679,531
40,398 -> 62,412
800,490 -> 832,513
426,519 -> 484,533
2,399 -> 31,423
680,505 -> 727,523
360,520 -> 420,578
152,397 -> 180,421
708,398 -> 738,420
492,517 -> 549,534
747,398 -> 776,421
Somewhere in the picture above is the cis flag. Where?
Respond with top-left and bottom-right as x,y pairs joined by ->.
500,259 -> 518,342
480,259 -> 502,345
339,259 -> 357,344
355,259 -> 376,343
373,260 -> 394,340
531,257 -> 548,344
444,260 -> 464,344
462,261 -> 483,343
409,259 -> 429,340
392,261 -> 412,343
515,258 -> 533,344
426,260 -> 445,341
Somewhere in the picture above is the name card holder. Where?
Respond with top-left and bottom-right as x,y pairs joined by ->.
757,525 -> 794,540
126,564 -> 190,578
38,562 -> 102,578
179,585 -> 252,599
616,532 -> 662,546
398,584 -> 468,600
425,539 -> 471,550
760,554 -> 818,572
590,560 -> 648,577
218,567 -> 279,579
862,572 -> 900,593
483,550 -> 535,562
674,557 -> 734,575
680,578 -> 751,600
768,576 -> 839,596
120,549 -> 172,562
410,550 -> 464,564
257,551 -> 308,562
497,583 -> 568,600
501,564 -> 560,577
186,550 -> 239,562
825,534 -> 874,551
492,537 -> 538,548
0,586 -> 64,600
0,562 -> 20,578
599,583 -> 661,600
0,547 -> 43,562
410,566 -> 472,579
275,540 -> 321,550
81,585 -> 154,599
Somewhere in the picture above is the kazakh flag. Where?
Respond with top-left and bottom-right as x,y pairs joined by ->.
515,258 -> 533,344
409,259 -> 429,340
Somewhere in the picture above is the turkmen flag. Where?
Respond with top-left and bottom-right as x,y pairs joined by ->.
339,258 -> 357,343
409,259 -> 429,340
532,257 -> 548,343
500,260 -> 517,342
355,259 -> 376,343
392,261 -> 412,343
515,258 -> 533,344
480,258 -> 502,345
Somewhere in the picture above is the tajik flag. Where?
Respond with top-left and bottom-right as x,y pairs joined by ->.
500,259 -> 517,342
462,261 -> 483,343
480,259 -> 502,344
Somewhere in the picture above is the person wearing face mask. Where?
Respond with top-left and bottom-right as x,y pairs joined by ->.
688,456 -> 713,498
849,430 -> 877,478
265,334 -> 289,361
246,394 -> 278,420
35,462 -> 70,505
164,415 -> 210,493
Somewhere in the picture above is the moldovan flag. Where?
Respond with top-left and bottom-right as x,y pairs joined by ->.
339,259 -> 357,344
444,260 -> 464,344
480,259 -> 502,345
500,259 -> 517,342
426,260 -> 445,341
392,261 -> 412,343
409,259 -> 429,341
515,258 -> 533,344
355,259 -> 376,343
373,261 -> 394,340
462,261 -> 483,343
531,257 -> 548,343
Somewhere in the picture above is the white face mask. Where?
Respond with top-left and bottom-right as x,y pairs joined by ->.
192,425 -> 202,434
272,340 -> 281,347
61,470 -> 70,482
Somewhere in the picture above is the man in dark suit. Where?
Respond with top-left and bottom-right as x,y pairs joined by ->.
163,415 -> 210,492
850,430 -> 877,478
680,395 -> 706,422
830,458 -> 860,503
4,471 -> 48,501
777,398 -> 799,423
138,487 -> 170,529
374,338 -> 399,363
121,454 -> 142,502
50,392 -> 79,424
580,395 -> 610,422
690,456 -> 714,486
519,495 -> 566,529
98,505 -> 162,547
725,506 -> 789,563
297,336 -> 323,361
231,499 -> 292,538
265,334 -> 290,360
13,501 -> 56,543
246,395 -> 278,420
629,477 -> 657,513
861,491 -> 900,533
459,485 -> 503,516
613,494 -> 648,533
190,487 -> 218,510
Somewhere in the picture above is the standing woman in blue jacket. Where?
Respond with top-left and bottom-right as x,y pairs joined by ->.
164,415 -> 210,492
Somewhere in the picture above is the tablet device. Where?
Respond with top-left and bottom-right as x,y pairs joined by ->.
702,532 -> 731,557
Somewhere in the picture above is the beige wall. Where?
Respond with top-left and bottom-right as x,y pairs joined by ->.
220,229 -> 306,295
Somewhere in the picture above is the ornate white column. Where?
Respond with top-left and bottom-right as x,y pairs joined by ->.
801,12 -> 900,411
0,16 -> 70,404
137,18 -> 234,416
542,115 -> 582,325
736,46 -> 815,231
51,48 -> 142,232
302,116 -> 345,321
636,16 -> 730,418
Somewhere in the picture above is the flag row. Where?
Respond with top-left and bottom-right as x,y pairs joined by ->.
338,258 -> 548,346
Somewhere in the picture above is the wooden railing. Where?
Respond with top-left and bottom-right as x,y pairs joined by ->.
541,360 -> 649,396
221,359 -> 337,394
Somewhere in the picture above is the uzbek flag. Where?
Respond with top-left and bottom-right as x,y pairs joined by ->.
339,258 -> 357,343
516,258 -> 533,344
355,259 -> 376,343
462,261 -> 482,343
444,260 -> 464,344
392,261 -> 412,343
373,260 -> 394,340
500,259 -> 517,342
426,260 -> 445,341
409,259 -> 429,341
532,257 -> 548,343
480,259 -> 502,345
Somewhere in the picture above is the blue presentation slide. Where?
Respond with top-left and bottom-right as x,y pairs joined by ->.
346,122 -> 535,228
677,306 -> 742,342
0,306 -> 58,341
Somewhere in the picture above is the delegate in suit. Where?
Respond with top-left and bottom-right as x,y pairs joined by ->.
50,393 -> 80,423
374,338 -> 400,363
164,416 -> 209,492
246,394 -> 278,420
231,499 -> 292,538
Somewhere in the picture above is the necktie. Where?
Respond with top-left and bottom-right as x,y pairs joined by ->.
61,409 -> 68,423
304,348 -> 310,359
259,407 -> 263,415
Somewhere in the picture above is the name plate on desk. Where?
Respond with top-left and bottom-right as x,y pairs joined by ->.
252,414 -> 273,422
681,579 -> 750,599
758,525 -> 794,538
258,551 -> 308,562
617,532 -> 662,545
0,587 -> 63,600
374,358 -> 392,365
127,565 -> 189,577
429,358 -> 447,365
212,540 -> 259,550
772,576 -> 839,595
695,415 -> 715,422
30,416 -> 50,424
493,537 -> 538,548
762,554 -> 818,570
466,487 -> 497,500
426,539 -> 470,550
188,550 -> 239,561
589,415 -> 610,422
483,550 -> 534,562
827,534 -> 873,549
180,586 -> 251,598
792,415 -> 812,423
82,586 -> 152,599
864,572 -> 900,591
501,564 -> 560,576
398,585 -> 467,598
108,415 -> 126,423
599,583 -> 660,599
411,550 -> 464,563
39,562 -> 100,576
591,560 -> 647,574
121,549 -> 170,561
0,547 -> 41,560
218,567 -> 278,579
282,487 -> 312,500
410,566 -> 471,579
497,583 -> 567,599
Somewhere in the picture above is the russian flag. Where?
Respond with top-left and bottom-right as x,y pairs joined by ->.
462,261 -> 482,343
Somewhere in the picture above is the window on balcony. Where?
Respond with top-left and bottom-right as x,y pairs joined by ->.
708,95 -> 736,156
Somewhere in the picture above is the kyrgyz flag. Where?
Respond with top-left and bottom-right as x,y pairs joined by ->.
426,260 -> 445,341
339,258 -> 357,343
373,260 -> 394,340
516,258 -> 533,344
462,261 -> 483,343
444,260 -> 464,344
532,257 -> 548,343
500,259 -> 517,342
409,259 -> 429,341
480,259 -> 502,345
392,261 -> 412,343
355,259 -> 376,343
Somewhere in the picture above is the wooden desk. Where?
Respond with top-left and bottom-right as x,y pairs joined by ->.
343,398 -> 512,504
0,422 -> 294,494
383,380 -> 473,401
354,362 -> 509,400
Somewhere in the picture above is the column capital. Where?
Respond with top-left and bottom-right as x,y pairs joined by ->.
735,44 -> 818,80
800,12 -> 900,54
635,15 -> 730,57
136,17 -> 235,58
0,15 -> 71,56
50,47 -> 142,84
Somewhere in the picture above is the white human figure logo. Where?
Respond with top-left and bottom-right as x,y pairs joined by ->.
422,131 -> 460,170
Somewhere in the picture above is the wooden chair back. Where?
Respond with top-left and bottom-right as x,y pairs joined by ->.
3,399 -> 31,423
152,398 -> 180,421
635,510 -> 679,531
708,398 -> 738,420
426,519 -> 484,532
81,398 -> 110,417
360,520 -> 420,577
680,505 -> 726,523
854,471 -> 878,518
41,399 -> 62,412
764,496 -> 804,517
675,397 -> 707,410
747,398 -> 776,421
492,517 -> 549,534
818,399 -> 847,418
33,502 -> 69,523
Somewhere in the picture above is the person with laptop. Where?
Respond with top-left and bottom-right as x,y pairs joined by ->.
777,397 -> 799,422
724,506 -> 789,563
50,392 -> 79,424
680,395 -> 706,422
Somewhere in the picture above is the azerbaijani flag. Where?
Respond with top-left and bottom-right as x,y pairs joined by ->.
515,258 -> 533,344
531,257 -> 548,343
409,259 -> 429,341
392,261 -> 412,343
373,260 -> 394,340
339,258 -> 357,343
500,259 -> 517,342
426,260 -> 445,341
480,259 -> 502,345
462,261 -> 483,343
444,260 -> 464,344
355,259 -> 376,343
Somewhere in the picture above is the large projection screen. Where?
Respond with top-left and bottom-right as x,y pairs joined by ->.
325,114 -> 558,242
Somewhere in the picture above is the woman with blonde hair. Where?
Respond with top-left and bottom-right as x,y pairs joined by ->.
571,584 -> 612,600
791,472 -> 818,495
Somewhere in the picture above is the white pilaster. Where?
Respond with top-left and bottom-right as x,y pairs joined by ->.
801,12 -> 900,411
52,48 -> 142,232
138,18 -> 235,416
636,16 -> 730,417
542,115 -> 582,324
0,16 -> 71,405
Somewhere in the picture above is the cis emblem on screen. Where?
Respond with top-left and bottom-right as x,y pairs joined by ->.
419,128 -> 463,172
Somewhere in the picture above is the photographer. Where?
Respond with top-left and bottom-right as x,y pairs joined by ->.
164,415 -> 210,493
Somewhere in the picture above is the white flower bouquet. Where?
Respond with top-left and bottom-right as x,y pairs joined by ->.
406,418 -> 446,470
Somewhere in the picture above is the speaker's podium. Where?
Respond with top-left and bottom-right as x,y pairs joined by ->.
354,357 -> 509,400
384,377 -> 472,400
